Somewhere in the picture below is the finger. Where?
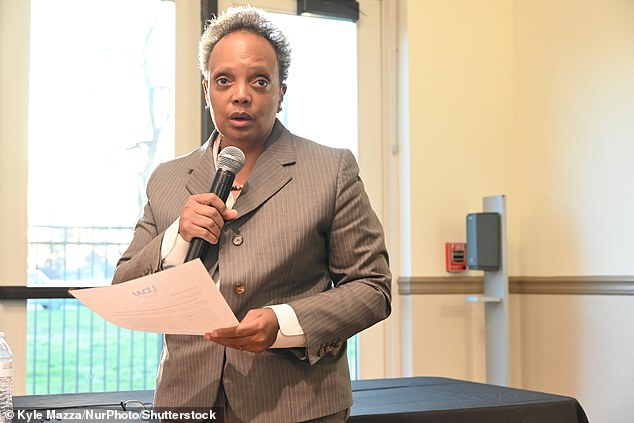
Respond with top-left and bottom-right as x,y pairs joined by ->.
191,194 -> 236,221
205,332 -> 271,354
207,209 -> 226,234
223,208 -> 239,221
179,216 -> 221,244
186,199 -> 224,223
190,192 -> 222,206
204,333 -> 252,350
185,195 -> 226,222
180,198 -> 227,243
184,213 -> 224,242
210,325 -> 257,339
208,327 -> 239,338
197,193 -> 230,213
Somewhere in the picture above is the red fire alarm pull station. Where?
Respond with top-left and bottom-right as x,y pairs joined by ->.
445,242 -> 467,272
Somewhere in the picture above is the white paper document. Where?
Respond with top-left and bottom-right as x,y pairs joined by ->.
70,259 -> 239,335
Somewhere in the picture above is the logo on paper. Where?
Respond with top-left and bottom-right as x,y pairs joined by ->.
132,285 -> 157,296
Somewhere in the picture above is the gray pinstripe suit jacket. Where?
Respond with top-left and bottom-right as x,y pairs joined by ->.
112,120 -> 391,422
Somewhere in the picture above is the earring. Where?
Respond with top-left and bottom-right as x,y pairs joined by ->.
277,106 -> 282,113
205,104 -> 210,111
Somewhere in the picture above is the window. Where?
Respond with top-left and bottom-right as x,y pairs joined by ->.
26,0 -> 175,394
266,12 -> 358,157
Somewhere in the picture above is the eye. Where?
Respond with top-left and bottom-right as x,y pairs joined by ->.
254,78 -> 269,88
215,77 -> 230,86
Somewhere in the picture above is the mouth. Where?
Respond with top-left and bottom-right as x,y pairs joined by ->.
229,112 -> 254,125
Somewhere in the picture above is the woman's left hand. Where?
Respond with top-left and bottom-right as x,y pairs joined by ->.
204,308 -> 280,353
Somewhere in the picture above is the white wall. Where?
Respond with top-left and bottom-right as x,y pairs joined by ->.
407,0 -> 516,276
404,1 -> 634,422
514,3 -> 634,421
514,0 -> 634,275
518,294 -> 634,423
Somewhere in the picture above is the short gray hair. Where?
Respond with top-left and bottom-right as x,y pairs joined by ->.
199,6 -> 291,83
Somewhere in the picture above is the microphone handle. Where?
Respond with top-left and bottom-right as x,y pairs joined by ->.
184,169 -> 236,262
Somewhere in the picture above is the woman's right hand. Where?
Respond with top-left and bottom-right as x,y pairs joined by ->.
178,193 -> 239,244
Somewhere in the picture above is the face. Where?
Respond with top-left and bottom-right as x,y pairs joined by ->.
203,31 -> 286,147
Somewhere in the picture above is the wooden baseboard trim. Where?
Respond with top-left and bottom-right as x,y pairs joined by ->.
398,275 -> 634,296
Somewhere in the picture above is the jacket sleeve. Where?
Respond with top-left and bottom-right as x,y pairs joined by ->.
288,149 -> 392,365
112,172 -> 166,284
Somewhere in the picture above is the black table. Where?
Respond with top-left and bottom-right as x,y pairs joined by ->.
13,377 -> 588,422
348,377 -> 588,422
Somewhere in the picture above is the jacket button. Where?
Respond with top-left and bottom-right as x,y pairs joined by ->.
233,283 -> 246,295
232,235 -> 243,246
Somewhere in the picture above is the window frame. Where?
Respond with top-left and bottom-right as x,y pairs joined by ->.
0,0 -> 400,393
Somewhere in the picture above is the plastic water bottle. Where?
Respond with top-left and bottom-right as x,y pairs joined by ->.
0,332 -> 13,423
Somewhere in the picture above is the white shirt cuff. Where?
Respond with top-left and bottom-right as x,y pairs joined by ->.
160,218 -> 190,269
266,304 -> 307,348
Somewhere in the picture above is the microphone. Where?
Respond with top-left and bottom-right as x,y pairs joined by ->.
184,146 -> 246,262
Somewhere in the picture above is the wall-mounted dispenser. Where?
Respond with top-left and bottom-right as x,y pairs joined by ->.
466,212 -> 500,271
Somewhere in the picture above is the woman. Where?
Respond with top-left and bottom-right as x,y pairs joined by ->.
113,6 -> 391,422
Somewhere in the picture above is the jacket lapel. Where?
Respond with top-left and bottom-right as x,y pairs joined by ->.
183,122 -> 295,217
233,121 -> 295,218
185,134 -> 217,196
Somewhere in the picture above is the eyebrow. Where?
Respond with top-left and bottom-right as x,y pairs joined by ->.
210,63 -> 276,79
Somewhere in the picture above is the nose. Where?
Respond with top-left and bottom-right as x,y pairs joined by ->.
232,82 -> 251,104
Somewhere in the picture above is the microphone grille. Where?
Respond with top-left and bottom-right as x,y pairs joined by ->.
217,146 -> 246,174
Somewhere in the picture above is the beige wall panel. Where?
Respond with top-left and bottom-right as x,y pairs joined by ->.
0,0 -> 30,395
518,294 -> 634,423
405,0 -> 634,421
514,0 -> 634,275
409,295 -> 486,382
407,0 -> 516,276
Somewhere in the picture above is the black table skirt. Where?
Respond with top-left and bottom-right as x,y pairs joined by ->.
13,377 -> 589,423
349,377 -> 588,422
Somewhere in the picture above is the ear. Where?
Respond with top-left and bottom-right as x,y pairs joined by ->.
277,83 -> 287,112
202,79 -> 210,110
